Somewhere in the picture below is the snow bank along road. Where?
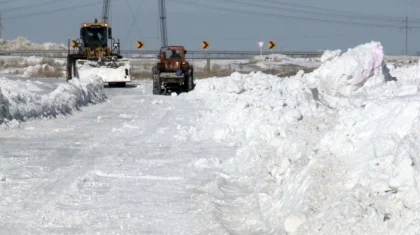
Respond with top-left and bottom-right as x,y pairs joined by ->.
3,41 -> 420,235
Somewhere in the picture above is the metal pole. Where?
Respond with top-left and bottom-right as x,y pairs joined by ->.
0,14 -> 3,39
158,0 -> 168,47
406,16 -> 408,56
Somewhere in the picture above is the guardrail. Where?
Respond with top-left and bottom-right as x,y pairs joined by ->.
0,49 -> 324,60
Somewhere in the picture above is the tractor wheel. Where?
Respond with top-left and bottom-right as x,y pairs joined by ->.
191,68 -> 196,89
185,70 -> 194,92
152,71 -> 162,95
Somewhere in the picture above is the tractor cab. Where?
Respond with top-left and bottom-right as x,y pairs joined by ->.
159,46 -> 187,61
157,46 -> 188,71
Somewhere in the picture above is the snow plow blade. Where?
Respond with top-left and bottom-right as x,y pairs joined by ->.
72,57 -> 132,87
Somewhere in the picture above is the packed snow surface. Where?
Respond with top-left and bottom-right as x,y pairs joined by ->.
2,41 -> 420,234
0,79 -> 234,234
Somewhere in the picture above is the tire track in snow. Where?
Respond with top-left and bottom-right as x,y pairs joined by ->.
93,169 -> 184,181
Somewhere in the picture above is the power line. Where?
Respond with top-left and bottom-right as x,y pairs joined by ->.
221,0 -> 420,26
125,0 -> 145,45
0,0 -> 21,3
171,0 -> 402,29
233,0 -> 404,23
125,0 -> 144,39
3,1 -> 104,21
0,0 -> 70,13
262,0 -> 412,22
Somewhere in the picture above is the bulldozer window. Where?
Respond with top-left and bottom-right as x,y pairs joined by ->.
84,27 -> 107,47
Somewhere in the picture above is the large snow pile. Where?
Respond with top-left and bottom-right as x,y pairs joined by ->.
0,37 -> 66,51
302,41 -> 396,98
320,49 -> 342,63
388,61 -> 420,85
0,56 -> 65,78
21,64 -> 55,77
0,75 -> 107,125
186,41 -> 420,234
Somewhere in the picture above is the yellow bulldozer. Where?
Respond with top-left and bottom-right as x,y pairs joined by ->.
66,18 -> 131,87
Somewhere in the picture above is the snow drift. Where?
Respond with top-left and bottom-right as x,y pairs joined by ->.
0,56 -> 65,78
0,37 -> 66,51
302,41 -> 396,98
320,49 -> 341,63
187,41 -> 420,234
0,75 -> 107,125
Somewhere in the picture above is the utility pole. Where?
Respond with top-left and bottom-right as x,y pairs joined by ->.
158,0 -> 168,47
102,0 -> 111,24
401,16 -> 410,56
0,14 -> 3,39
405,16 -> 408,56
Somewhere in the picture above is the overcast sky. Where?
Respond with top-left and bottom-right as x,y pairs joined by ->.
2,0 -> 420,55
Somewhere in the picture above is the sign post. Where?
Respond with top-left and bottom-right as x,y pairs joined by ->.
258,41 -> 264,62
202,41 -> 210,75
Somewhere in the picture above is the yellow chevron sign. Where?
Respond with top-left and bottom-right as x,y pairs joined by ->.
71,40 -> 79,48
136,41 -> 144,49
268,41 -> 276,50
201,41 -> 210,50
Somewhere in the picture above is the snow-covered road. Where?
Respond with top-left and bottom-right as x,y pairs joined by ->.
0,81 -> 233,234
4,41 -> 420,235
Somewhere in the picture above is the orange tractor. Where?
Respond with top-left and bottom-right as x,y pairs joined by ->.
152,46 -> 195,95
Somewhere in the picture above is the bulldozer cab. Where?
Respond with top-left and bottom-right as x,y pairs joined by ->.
80,22 -> 109,48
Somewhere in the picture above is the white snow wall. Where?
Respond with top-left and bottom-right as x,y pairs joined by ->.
303,41 -> 396,98
188,41 -> 420,235
0,37 -> 66,51
0,76 -> 107,124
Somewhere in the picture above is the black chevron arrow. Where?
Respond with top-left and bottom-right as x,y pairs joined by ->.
202,41 -> 209,49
